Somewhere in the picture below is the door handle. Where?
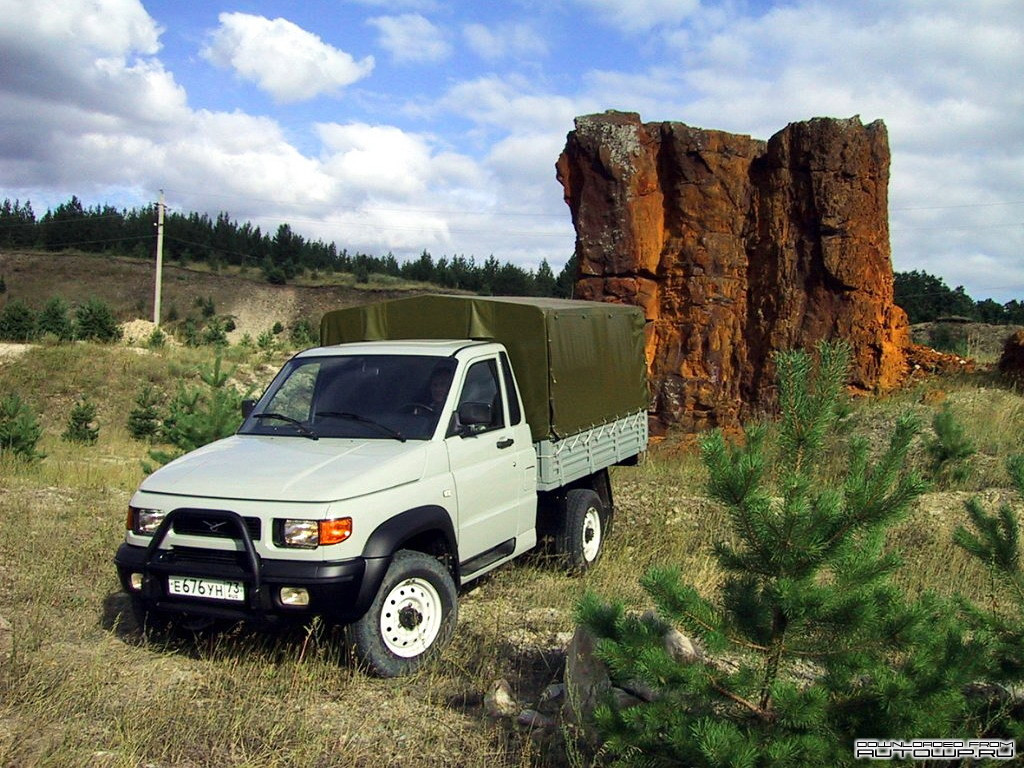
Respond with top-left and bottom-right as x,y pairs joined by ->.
496,438 -> 514,449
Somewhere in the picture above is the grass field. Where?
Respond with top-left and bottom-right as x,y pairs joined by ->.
1,339 -> 1022,767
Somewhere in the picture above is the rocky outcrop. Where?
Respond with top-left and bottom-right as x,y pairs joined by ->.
556,111 -> 910,434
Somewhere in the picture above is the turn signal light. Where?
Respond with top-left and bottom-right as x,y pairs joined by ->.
319,518 -> 353,545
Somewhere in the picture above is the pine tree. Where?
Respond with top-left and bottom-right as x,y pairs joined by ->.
579,341 -> 997,766
37,295 -> 74,341
62,397 -> 99,444
127,386 -> 162,441
74,297 -> 121,342
926,403 -> 975,485
955,454 -> 1024,734
148,355 -> 246,466
0,299 -> 37,341
0,393 -> 44,460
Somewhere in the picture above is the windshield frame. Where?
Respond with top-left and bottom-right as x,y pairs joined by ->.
238,352 -> 457,441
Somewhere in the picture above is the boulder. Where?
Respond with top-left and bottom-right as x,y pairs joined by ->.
484,679 -> 519,718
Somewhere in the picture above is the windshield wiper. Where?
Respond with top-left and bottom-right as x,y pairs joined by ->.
315,411 -> 406,442
251,412 -> 319,440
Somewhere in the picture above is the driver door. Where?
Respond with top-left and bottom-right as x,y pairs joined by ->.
445,356 -> 521,563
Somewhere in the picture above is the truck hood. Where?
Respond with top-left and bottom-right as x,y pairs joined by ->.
140,436 -> 428,503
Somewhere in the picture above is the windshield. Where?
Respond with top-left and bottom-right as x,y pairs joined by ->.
239,354 -> 456,440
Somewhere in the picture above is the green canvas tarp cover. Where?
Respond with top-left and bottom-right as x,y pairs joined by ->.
320,295 -> 647,442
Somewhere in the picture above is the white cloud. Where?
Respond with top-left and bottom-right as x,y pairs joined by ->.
317,123 -> 436,197
201,13 -> 373,103
440,76 -> 590,134
0,0 -> 161,57
463,22 -> 548,61
366,14 -> 450,64
573,0 -> 700,32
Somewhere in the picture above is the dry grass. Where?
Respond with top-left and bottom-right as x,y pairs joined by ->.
2,341 -> 1024,766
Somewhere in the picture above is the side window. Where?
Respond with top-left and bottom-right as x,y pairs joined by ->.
456,359 -> 505,433
499,352 -> 522,426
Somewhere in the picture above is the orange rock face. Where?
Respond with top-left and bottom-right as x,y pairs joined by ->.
556,111 -> 910,435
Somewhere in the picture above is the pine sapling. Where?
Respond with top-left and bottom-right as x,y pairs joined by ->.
127,385 -> 162,441
0,393 -> 44,460
926,402 -> 976,484
955,454 -> 1024,696
62,397 -> 99,444
148,354 -> 246,466
578,341 -> 994,767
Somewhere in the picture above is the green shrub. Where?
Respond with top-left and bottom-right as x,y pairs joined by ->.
74,298 -> 121,342
201,317 -> 228,347
180,318 -> 200,347
272,321 -> 284,335
62,397 -> 99,444
37,296 -> 74,341
0,274 -> 6,293
146,327 -> 166,349
0,299 -> 37,341
195,296 -> 216,318
0,393 -> 44,460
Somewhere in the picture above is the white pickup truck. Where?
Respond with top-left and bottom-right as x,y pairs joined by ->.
115,296 -> 647,676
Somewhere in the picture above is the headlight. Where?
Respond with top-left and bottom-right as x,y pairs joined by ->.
278,518 -> 352,548
129,506 -> 167,535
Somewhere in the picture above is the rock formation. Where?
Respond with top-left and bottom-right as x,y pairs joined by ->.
556,111 -> 910,434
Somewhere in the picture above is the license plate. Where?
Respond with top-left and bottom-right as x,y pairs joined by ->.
167,575 -> 245,602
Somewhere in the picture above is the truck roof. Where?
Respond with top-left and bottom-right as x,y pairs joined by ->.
297,339 -> 489,358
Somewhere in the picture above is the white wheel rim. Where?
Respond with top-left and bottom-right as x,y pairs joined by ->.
582,506 -> 602,562
379,577 -> 443,658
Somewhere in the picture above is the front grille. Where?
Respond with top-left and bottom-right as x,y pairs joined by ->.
169,546 -> 248,566
171,510 -> 261,540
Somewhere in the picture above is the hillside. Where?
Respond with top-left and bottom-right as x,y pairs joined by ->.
0,250 -> 449,341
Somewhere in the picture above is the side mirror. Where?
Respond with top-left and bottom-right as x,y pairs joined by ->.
241,399 -> 256,418
456,402 -> 491,435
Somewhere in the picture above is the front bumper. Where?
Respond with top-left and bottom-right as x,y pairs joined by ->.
114,509 -> 388,623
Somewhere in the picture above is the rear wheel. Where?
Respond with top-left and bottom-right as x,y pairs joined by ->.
555,489 -> 607,571
348,550 -> 457,677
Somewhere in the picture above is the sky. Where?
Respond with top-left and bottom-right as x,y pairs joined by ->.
0,0 -> 1021,300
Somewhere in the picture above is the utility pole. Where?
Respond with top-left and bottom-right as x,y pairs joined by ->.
153,189 -> 165,326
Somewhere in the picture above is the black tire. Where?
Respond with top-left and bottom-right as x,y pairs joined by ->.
347,550 -> 458,677
554,488 -> 607,571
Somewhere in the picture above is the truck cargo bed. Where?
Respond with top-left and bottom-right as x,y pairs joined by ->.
534,411 -> 647,491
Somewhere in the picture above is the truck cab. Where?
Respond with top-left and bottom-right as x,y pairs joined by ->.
117,340 -> 544,675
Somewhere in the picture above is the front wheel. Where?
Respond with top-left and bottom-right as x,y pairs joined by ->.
348,550 -> 457,677
555,489 -> 608,571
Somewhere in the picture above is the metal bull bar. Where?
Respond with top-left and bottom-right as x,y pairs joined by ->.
139,508 -> 263,615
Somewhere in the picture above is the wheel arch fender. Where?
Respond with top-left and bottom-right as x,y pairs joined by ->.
352,505 -> 459,617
